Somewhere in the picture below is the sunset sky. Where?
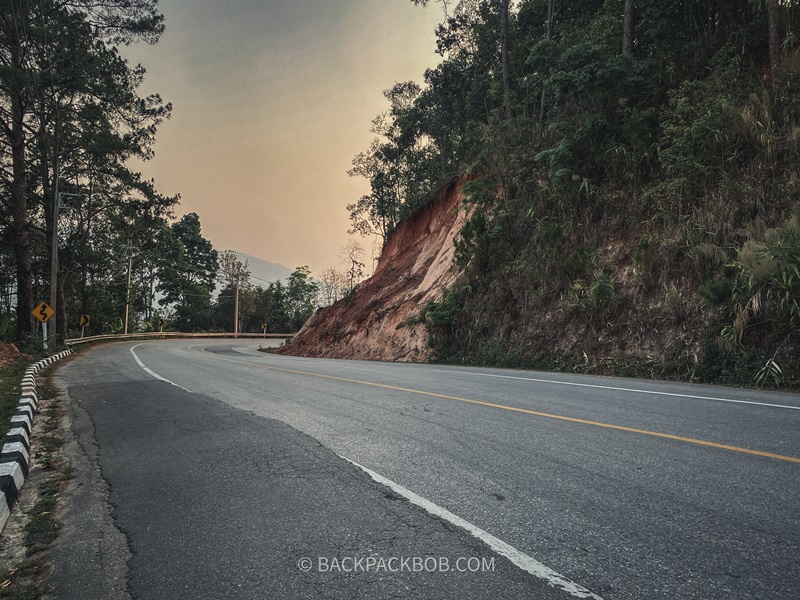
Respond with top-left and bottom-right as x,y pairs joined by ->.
123,0 -> 443,278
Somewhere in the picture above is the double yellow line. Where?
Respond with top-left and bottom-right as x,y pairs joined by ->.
198,350 -> 800,464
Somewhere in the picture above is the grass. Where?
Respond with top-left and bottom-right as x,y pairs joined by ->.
0,361 -> 70,599
0,359 -> 29,432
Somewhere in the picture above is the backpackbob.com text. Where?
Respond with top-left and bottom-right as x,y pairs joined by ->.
312,556 -> 496,573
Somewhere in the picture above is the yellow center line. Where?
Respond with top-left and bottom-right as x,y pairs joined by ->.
196,349 -> 800,464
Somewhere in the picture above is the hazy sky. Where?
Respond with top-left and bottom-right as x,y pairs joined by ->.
123,0 -> 443,277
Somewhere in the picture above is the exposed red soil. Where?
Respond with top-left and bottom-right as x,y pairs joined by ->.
280,178 -> 469,362
0,342 -> 21,366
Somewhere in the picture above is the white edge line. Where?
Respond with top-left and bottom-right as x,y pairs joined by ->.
342,456 -> 603,600
428,368 -> 800,411
130,344 -> 192,393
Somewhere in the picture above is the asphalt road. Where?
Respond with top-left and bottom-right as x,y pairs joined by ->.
49,340 -> 800,599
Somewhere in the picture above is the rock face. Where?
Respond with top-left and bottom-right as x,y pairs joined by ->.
280,178 -> 468,362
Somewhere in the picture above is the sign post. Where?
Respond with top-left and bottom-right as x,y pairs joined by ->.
158,318 -> 165,333
261,323 -> 267,338
32,302 -> 55,351
79,314 -> 91,339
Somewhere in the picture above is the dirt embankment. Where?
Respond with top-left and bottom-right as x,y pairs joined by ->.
281,179 -> 469,362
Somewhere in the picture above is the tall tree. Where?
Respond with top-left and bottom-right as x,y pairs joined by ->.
501,0 -> 513,118
0,0 -> 167,341
1,0 -> 34,338
156,213 -> 218,332
539,0 -> 556,125
622,0 -> 634,56
217,250 -> 250,333
768,0 -> 780,95
285,266 -> 319,331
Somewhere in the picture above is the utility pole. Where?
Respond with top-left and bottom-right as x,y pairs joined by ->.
49,151 -> 82,350
234,273 -> 240,337
123,242 -> 138,335
49,156 -> 60,350
124,247 -> 133,334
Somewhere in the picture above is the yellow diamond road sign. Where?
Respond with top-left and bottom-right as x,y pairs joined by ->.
32,302 -> 55,323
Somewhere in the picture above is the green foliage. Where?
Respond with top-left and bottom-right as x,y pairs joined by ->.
754,358 -> 782,388
383,0 -> 800,387
473,336 -> 521,368
286,266 -> 320,331
0,0 -> 176,341
728,210 -> 800,344
659,51 -> 760,205
156,213 -> 218,332
566,269 -> 617,328
422,290 -> 465,352
693,338 -> 769,386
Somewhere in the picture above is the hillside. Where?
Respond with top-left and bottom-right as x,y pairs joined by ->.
280,179 -> 468,362
285,1 -> 800,388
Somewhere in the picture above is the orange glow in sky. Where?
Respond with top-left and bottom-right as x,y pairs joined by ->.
123,0 -> 443,278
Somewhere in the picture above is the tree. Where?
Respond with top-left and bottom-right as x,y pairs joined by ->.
768,0 -> 780,95
217,250 -> 250,289
216,250 -> 250,333
413,0 -> 513,118
622,0 -> 634,56
285,266 -> 319,331
266,281 -> 291,333
156,213 -> 218,332
348,81 -> 436,248
342,241 -> 366,292
0,0 -> 168,341
317,267 -> 348,306
500,0 -> 513,119
539,0 -> 557,125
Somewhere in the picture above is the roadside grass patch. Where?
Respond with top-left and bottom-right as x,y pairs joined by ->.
0,359 -> 28,430
0,367 -> 71,599
24,482 -> 60,555
0,558 -> 51,599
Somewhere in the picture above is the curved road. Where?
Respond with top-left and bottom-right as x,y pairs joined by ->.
50,340 -> 800,599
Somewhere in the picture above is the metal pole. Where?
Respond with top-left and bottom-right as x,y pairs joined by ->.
233,274 -> 240,337
49,156 -> 59,350
124,252 -> 132,334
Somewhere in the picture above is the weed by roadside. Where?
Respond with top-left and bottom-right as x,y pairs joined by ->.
0,366 -> 72,599
0,359 -> 29,432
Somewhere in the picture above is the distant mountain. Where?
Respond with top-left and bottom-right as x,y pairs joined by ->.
232,251 -> 293,287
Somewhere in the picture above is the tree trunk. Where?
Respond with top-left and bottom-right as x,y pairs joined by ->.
9,0 -> 33,340
40,126 -> 58,342
622,0 -> 634,56
501,0 -> 513,119
540,0 -> 556,126
768,0 -> 780,96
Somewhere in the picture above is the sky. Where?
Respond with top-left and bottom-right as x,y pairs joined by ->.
122,0 -> 444,278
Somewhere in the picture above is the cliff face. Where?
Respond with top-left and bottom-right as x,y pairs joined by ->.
280,179 -> 468,362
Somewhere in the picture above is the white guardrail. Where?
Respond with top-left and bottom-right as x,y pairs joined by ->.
65,332 -> 292,346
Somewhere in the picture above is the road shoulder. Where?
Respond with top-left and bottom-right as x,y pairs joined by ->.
47,373 -> 131,600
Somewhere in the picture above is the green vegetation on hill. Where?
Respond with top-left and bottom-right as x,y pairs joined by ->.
349,0 -> 800,387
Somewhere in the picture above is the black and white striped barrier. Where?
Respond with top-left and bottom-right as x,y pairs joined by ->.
0,349 -> 72,531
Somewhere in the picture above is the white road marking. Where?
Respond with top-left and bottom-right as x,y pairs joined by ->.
343,457 -> 604,600
130,344 -> 192,393
428,368 -> 800,410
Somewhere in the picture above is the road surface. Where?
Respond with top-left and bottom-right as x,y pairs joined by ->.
49,340 -> 800,599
